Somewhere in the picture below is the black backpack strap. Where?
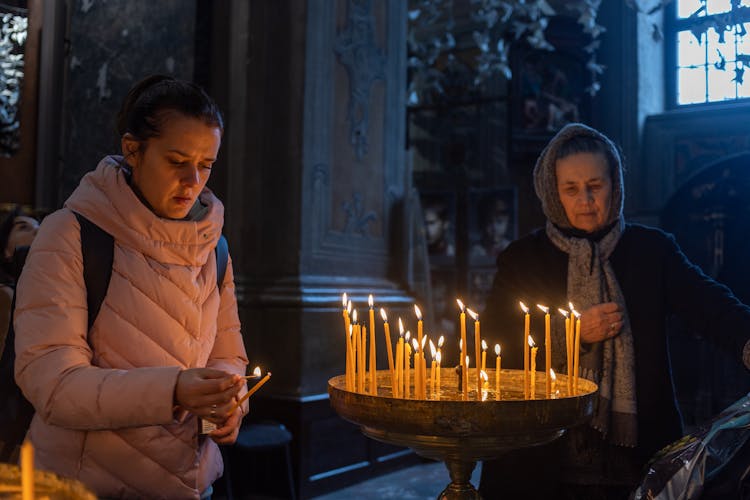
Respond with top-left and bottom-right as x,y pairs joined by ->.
73,212 -> 114,330
215,234 -> 229,289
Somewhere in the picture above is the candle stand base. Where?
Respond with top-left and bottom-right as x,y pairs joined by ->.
439,460 -> 479,500
329,369 -> 597,500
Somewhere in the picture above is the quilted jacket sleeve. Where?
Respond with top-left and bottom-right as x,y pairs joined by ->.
14,209 -> 181,430
207,256 -> 249,411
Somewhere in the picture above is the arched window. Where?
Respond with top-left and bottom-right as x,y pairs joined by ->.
667,0 -> 750,106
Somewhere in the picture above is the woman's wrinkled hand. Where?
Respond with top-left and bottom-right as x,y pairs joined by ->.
579,302 -> 623,343
174,368 -> 243,422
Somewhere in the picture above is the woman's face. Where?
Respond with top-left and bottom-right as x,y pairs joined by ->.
5,216 -> 39,259
555,152 -> 612,233
122,113 -> 221,220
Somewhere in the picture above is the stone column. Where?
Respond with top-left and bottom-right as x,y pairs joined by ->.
211,1 -> 414,496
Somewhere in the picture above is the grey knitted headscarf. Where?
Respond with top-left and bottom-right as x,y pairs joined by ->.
533,123 -> 637,448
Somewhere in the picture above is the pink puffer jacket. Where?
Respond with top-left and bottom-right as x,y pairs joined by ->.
14,156 -> 248,499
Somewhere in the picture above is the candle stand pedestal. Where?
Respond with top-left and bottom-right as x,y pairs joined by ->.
328,369 -> 597,500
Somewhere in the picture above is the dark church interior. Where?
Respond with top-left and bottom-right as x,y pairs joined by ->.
2,0 -> 750,499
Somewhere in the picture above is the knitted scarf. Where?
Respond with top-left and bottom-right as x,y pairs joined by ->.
533,123 -> 637,448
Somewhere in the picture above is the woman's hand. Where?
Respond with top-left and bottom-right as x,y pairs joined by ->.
174,368 -> 243,422
209,402 -> 246,445
580,302 -> 623,343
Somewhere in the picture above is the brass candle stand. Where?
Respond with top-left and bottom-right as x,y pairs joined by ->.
328,368 -> 597,500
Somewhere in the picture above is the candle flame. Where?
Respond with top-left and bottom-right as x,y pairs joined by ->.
430,340 -> 436,357
573,310 -> 581,319
438,335 -> 445,348
550,368 -> 557,381
421,335 -> 427,349
519,301 -> 529,313
414,304 -> 422,320
465,355 -> 470,367
569,302 -> 575,311
495,344 -> 501,356
411,338 -> 419,351
558,308 -> 569,318
352,309 -> 358,324
405,331 -> 411,342
456,298 -> 465,311
380,308 -> 388,322
342,293 -> 347,308
252,366 -> 261,377
347,300 -> 352,314
480,370 -> 488,381
481,339 -> 488,350
466,308 -> 478,321
368,294 -> 374,308
436,351 -> 442,364
536,304 -> 549,314
459,338 -> 463,350
528,335 -> 535,347
398,318 -> 404,334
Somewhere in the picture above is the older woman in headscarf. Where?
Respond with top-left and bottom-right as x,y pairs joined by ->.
479,123 -> 750,499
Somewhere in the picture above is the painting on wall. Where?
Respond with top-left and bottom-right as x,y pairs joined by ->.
420,191 -> 457,265
468,187 -> 517,266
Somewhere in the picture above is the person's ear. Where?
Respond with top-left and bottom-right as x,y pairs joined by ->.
121,133 -> 141,166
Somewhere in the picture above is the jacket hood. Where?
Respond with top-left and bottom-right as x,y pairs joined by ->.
532,123 -> 624,229
64,155 -> 224,267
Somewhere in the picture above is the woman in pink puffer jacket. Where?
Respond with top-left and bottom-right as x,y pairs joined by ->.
14,75 -> 248,499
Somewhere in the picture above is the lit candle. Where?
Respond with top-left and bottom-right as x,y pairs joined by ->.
353,309 -> 362,393
465,355 -> 470,400
495,344 -> 501,400
347,325 -> 354,390
480,370 -> 489,401
368,295 -> 377,396
529,335 -> 537,399
21,438 -> 34,500
415,305 -> 424,399
481,339 -> 488,374
467,308 -> 481,396
537,304 -> 551,397
342,294 -> 352,391
430,340 -> 437,396
559,307 -> 572,394
361,324 -> 368,394
457,299 -> 468,399
396,318 -> 405,398
380,308 -> 396,388
420,335 -> 428,399
405,331 -> 412,398
435,351 -> 442,398
550,368 -> 558,397
520,302 -> 530,399
411,336 -> 419,399
573,311 -> 581,394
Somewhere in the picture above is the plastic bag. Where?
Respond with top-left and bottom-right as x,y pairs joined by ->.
632,393 -> 750,500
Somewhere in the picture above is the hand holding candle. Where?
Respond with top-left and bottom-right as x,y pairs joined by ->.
233,370 -> 272,413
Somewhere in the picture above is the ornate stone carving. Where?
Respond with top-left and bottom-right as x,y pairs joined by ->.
334,0 -> 385,161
